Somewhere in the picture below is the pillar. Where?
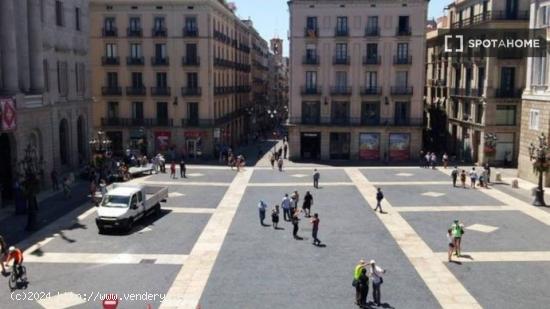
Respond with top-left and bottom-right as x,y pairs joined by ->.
28,0 -> 44,92
1,0 -> 19,94
16,0 -> 30,93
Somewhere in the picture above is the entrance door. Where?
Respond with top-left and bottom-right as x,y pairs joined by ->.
300,132 -> 320,160
0,133 -> 14,200
187,139 -> 197,158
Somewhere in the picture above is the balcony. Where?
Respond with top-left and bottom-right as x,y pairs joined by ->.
304,27 -> 319,38
236,85 -> 251,93
330,86 -> 352,96
101,118 -> 174,127
101,56 -> 120,65
151,57 -> 169,66
333,56 -> 350,65
390,86 -> 413,95
393,55 -> 412,65
214,86 -> 234,95
150,87 -> 171,96
451,11 -> 529,28
182,56 -> 200,66
127,28 -> 142,37
152,27 -> 167,37
363,56 -> 381,65
127,56 -> 145,65
396,26 -> 411,36
302,55 -> 319,65
181,87 -> 202,96
360,87 -> 382,96
301,86 -> 321,95
102,86 -> 122,96
183,28 -> 198,37
102,27 -> 117,37
365,27 -> 380,37
334,27 -> 349,37
126,86 -> 146,96
288,117 -> 423,127
494,88 -> 523,98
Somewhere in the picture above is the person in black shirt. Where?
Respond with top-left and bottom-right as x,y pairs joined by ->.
302,191 -> 313,217
358,267 -> 369,307
271,205 -> 280,229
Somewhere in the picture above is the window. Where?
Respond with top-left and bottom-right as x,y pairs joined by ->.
107,72 -> 118,87
130,43 -> 142,58
104,17 -> 116,31
335,71 -> 347,88
398,16 -> 410,32
155,43 -> 167,59
366,43 -> 378,59
331,101 -> 349,124
395,71 -> 408,87
57,61 -> 68,96
131,72 -> 143,88
366,71 -> 377,88
531,49 -> 547,87
367,16 -> 378,33
187,73 -> 198,88
306,44 -> 317,60
335,43 -> 348,59
477,67 -> 485,96
129,17 -> 141,31
186,43 -> 198,61
305,71 -> 317,89
107,102 -> 119,119
75,7 -> 81,30
302,101 -> 320,124
361,101 -> 380,125
132,102 -> 144,120
188,102 -> 199,125
156,102 -> 168,124
154,16 -> 165,30
336,16 -> 348,34
105,43 -> 117,57
394,101 -> 410,125
397,43 -> 409,58
55,1 -> 64,26
185,16 -> 197,31
476,103 -> 484,123
75,62 -> 85,95
306,16 -> 318,30
43,60 -> 49,92
156,72 -> 167,88
530,109 -> 540,130
495,105 -> 516,125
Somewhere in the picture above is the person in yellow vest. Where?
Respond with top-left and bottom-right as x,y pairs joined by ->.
353,259 -> 367,306
451,219 -> 465,256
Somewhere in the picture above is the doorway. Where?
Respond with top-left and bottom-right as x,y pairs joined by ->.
300,132 -> 321,160
0,133 -> 15,200
330,132 -> 351,160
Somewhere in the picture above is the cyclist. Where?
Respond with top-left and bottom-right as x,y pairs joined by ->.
6,246 -> 24,278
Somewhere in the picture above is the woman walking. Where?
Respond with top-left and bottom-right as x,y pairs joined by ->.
292,211 -> 300,240
302,191 -> 313,217
271,205 -> 280,229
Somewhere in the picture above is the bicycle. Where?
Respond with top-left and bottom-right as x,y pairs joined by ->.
8,264 -> 28,291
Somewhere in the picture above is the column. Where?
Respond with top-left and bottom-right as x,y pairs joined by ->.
0,0 -> 19,93
16,0 -> 30,92
28,0 -> 44,92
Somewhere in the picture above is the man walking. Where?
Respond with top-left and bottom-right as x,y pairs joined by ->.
258,200 -> 268,226
451,219 -> 465,256
311,213 -> 320,246
179,160 -> 186,178
281,194 -> 292,221
277,157 -> 284,172
291,211 -> 300,239
374,188 -> 384,213
469,167 -> 478,188
368,260 -> 386,307
313,169 -> 320,188
451,166 -> 458,187
50,170 -> 59,191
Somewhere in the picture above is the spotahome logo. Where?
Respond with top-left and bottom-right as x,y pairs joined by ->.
438,29 -> 547,57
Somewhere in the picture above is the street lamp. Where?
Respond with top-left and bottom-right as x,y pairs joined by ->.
89,130 -> 112,167
17,143 -> 43,230
528,133 -> 549,206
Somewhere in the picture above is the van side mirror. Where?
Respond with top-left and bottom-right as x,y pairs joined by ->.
131,203 -> 138,210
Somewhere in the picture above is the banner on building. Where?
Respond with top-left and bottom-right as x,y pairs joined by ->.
0,97 -> 17,131
389,133 -> 410,161
155,131 -> 171,152
359,133 -> 380,160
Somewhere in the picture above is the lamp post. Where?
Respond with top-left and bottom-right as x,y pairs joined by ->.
17,144 -> 43,231
89,130 -> 112,168
528,133 -> 549,206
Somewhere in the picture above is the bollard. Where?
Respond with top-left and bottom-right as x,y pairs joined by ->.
495,172 -> 502,182
512,179 -> 519,188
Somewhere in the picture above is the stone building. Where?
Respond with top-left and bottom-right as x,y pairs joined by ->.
518,0 -> 550,185
287,0 -> 427,161
267,38 -> 289,133
0,0 -> 92,200
90,0 -> 257,159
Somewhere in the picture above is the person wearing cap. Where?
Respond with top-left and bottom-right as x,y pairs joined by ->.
368,259 -> 386,306
258,200 -> 268,226
353,259 -> 367,306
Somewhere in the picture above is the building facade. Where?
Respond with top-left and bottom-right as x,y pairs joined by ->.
426,0 -> 529,165
287,0 -> 428,161
0,0 -> 92,200
518,0 -> 550,185
90,0 -> 255,160
267,38 -> 289,133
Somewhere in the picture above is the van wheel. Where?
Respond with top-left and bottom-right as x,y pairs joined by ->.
98,227 -> 105,234
126,218 -> 134,232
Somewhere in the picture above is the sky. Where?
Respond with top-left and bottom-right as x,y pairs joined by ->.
232,0 -> 449,57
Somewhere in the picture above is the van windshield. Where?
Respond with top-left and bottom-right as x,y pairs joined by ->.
102,195 -> 130,207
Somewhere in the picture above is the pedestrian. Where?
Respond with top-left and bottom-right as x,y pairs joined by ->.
479,169 -> 486,188
451,166 -> 458,187
447,228 -> 455,262
283,142 -> 288,159
353,259 -> 367,306
484,162 -> 491,183
303,191 -> 313,217
374,188 -> 384,213
419,150 -> 425,168
460,170 -> 467,189
51,170 -> 59,191
357,268 -> 369,307
430,152 -> 437,169
271,205 -> 280,229
281,194 -> 292,221
170,162 -> 176,179
442,152 -> 449,169
424,152 -> 430,168
180,160 -> 186,178
368,260 -> 386,307
469,167 -> 477,189
311,213 -> 320,246
291,211 -> 300,239
290,190 -> 298,214
277,157 -> 284,172
228,153 -> 235,170
277,147 -> 283,159
270,153 -> 275,169
62,177 -> 71,199
451,219 -> 465,256
313,169 -> 320,188
0,235 -> 7,274
258,200 -> 268,226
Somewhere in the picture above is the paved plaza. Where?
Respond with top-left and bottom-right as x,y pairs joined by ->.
2,158 -> 550,308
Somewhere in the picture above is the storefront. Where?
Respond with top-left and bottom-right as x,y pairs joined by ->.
300,132 -> 321,160
359,133 -> 380,160
184,131 -> 206,158
388,133 -> 410,161
330,132 -> 350,160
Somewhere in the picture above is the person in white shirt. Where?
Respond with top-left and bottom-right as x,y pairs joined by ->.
368,259 -> 386,306
447,229 -> 455,262
469,167 -> 478,189
281,194 -> 292,221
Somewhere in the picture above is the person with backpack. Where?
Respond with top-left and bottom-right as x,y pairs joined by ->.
451,166 -> 459,187
375,188 -> 384,213
451,219 -> 465,256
